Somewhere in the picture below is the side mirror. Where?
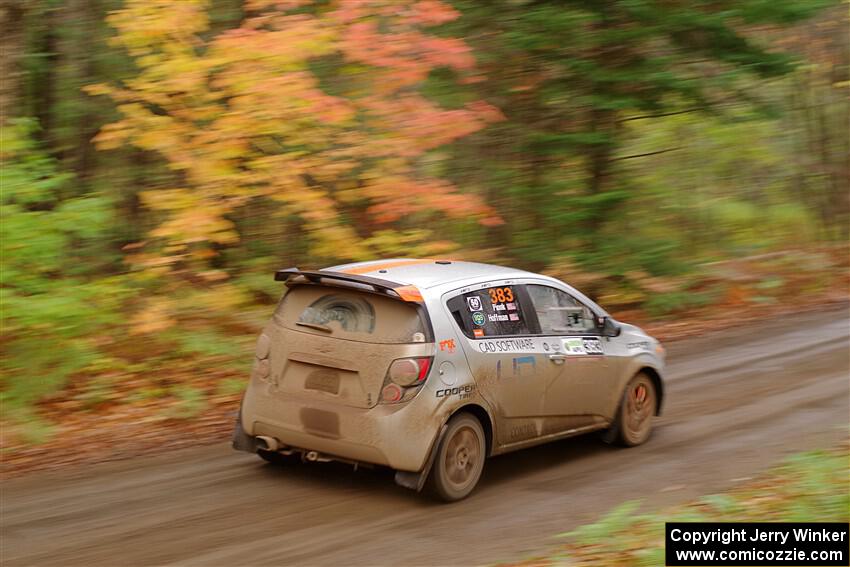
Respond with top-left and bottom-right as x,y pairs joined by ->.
598,316 -> 621,337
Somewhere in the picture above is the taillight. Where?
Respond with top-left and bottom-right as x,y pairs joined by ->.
388,357 -> 431,387
381,383 -> 403,403
380,356 -> 432,404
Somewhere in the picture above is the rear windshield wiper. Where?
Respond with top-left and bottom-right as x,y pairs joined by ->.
296,321 -> 333,333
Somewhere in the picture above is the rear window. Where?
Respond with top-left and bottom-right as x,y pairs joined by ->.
275,285 -> 429,343
448,285 -> 533,338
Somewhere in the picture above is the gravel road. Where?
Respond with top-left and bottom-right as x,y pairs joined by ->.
3,305 -> 848,566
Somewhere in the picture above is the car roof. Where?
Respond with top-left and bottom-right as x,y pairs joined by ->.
323,258 -> 538,289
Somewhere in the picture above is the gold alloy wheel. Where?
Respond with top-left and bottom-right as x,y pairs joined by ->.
443,425 -> 481,489
430,413 -> 486,501
622,374 -> 656,445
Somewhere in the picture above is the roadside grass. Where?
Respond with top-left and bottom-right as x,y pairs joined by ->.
500,442 -> 849,566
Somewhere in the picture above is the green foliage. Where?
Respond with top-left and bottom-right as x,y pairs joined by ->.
561,500 -> 643,546
163,386 -> 207,420
216,378 -> 247,397
781,450 -> 850,520
1,120 -> 127,416
2,411 -> 57,446
698,494 -> 744,515
169,328 -> 253,373
644,290 -> 717,317
444,0 -> 841,273
535,446 -> 849,566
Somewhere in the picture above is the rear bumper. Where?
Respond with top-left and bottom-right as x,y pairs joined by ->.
239,382 -> 440,472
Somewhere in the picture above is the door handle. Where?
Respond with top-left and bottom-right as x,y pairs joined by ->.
548,354 -> 567,364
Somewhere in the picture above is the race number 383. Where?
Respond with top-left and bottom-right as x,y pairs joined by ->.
488,287 -> 514,304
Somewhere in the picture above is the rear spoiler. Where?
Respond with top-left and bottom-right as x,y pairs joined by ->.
274,268 -> 424,303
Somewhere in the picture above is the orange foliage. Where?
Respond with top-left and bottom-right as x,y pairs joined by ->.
89,0 -> 502,268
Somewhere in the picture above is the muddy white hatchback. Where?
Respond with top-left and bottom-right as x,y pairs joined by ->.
233,259 -> 665,501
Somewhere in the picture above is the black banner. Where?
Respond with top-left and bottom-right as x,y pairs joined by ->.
666,522 -> 849,566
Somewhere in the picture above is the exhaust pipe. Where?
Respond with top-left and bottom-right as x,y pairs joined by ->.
305,450 -> 319,461
255,435 -> 279,452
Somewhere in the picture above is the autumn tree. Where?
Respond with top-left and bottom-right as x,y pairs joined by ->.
89,0 -> 501,273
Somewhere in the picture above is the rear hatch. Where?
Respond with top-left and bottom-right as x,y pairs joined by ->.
266,284 -> 432,409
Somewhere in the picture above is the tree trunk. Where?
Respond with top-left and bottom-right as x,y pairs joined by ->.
585,107 -> 618,238
31,3 -> 59,147
0,1 -> 25,123
71,0 -> 100,183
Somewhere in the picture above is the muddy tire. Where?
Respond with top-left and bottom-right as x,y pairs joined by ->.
428,413 -> 486,502
604,372 -> 657,447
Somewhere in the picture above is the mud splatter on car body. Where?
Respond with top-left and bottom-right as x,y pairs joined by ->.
235,259 -> 665,500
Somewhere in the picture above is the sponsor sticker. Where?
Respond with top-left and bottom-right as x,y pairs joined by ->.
477,337 -> 536,353
473,328 -> 485,338
564,338 -> 585,355
562,336 -> 604,356
436,384 -> 476,399
439,339 -> 456,353
471,311 -> 486,326
467,296 -> 482,311
508,313 -> 519,321
488,313 -> 510,322
582,337 -> 604,355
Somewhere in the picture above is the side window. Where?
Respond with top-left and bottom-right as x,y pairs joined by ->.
447,284 -> 533,338
527,284 -> 596,334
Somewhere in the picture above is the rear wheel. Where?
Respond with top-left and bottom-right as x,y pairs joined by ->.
428,414 -> 486,502
605,372 -> 657,447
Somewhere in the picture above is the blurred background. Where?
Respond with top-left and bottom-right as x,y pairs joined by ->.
1,0 -> 848,456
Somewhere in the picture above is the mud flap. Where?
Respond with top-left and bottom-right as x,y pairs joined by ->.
394,424 -> 447,492
232,406 -> 256,453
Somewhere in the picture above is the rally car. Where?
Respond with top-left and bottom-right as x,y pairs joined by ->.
233,259 -> 665,501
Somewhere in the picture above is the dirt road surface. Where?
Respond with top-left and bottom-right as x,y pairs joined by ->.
3,305 -> 848,566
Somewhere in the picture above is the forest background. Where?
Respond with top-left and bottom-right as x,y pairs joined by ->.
1,0 -> 847,458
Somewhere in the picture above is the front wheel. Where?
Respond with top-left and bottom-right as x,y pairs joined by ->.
605,372 -> 657,447
428,414 -> 486,502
